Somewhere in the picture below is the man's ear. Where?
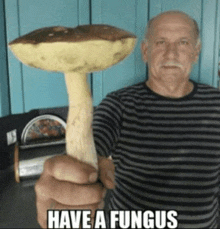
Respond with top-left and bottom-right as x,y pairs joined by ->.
141,41 -> 149,63
193,41 -> 201,63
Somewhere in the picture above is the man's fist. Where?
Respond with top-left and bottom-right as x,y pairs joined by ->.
35,154 -> 115,228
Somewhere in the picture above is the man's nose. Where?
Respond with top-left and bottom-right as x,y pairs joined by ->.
164,43 -> 178,59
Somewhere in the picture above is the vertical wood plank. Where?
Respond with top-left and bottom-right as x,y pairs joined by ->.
149,0 -> 162,18
214,0 -> 220,88
200,0 -> 218,86
0,0 -> 10,117
78,0 -> 90,25
5,0 -> 24,114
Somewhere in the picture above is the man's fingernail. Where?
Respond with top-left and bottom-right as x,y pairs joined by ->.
89,172 -> 98,183
107,170 -> 114,183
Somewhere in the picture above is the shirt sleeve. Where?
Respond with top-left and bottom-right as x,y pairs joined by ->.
93,92 -> 124,157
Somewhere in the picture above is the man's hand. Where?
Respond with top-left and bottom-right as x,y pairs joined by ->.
35,154 -> 115,228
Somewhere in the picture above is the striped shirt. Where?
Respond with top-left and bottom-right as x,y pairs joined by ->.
93,80 -> 220,228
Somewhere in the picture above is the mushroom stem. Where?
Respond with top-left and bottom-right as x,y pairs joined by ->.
64,71 -> 98,170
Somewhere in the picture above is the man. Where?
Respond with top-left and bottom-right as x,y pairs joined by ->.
35,11 -> 220,228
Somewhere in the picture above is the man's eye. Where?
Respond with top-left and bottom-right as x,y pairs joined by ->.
156,41 -> 165,45
179,40 -> 189,45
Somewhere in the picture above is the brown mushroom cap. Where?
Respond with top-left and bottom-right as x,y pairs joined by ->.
9,25 -> 137,73
9,25 -> 136,44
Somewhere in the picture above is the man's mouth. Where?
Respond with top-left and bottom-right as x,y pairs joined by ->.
162,65 -> 179,69
161,62 -> 182,69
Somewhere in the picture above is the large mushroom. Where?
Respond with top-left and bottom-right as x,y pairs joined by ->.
9,25 -> 136,170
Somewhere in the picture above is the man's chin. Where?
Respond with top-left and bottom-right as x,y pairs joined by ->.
159,73 -> 184,82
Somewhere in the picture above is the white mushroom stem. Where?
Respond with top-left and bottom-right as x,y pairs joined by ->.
64,71 -> 98,170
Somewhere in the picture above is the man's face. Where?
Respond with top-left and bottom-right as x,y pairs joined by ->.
142,14 -> 200,85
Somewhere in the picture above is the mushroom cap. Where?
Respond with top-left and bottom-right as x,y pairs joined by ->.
9,25 -> 137,73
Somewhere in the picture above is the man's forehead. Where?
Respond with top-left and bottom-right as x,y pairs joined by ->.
148,13 -> 195,39
153,24 -> 194,36
154,13 -> 193,29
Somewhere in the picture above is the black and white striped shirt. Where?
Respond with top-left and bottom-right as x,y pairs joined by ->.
93,80 -> 220,228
